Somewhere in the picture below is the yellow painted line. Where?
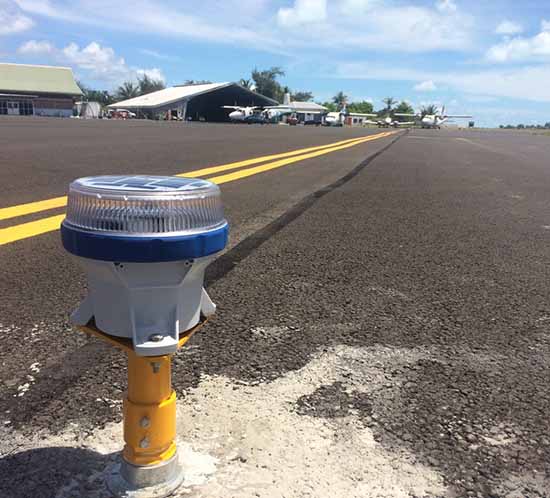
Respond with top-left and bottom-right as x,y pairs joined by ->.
0,196 -> 67,221
0,214 -> 65,246
210,132 -> 395,185
0,134 -> 380,222
177,135 -> 378,179
0,131 -> 395,246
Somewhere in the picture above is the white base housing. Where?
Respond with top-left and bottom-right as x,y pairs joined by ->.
71,256 -> 216,356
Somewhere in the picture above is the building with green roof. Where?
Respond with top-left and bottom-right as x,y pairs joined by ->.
0,63 -> 82,117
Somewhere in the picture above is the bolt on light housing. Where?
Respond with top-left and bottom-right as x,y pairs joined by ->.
61,175 -> 229,356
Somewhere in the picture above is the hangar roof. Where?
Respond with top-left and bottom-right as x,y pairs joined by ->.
0,63 -> 82,96
109,82 -> 278,109
283,101 -> 327,112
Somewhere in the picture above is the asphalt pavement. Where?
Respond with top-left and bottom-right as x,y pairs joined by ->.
0,119 -> 549,497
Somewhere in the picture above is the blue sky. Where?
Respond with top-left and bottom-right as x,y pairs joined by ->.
1,0 -> 550,126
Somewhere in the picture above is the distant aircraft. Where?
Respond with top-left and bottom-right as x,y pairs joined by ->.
324,111 -> 346,126
324,105 -> 377,127
395,106 -> 472,129
374,115 -> 416,128
222,105 -> 291,123
222,106 -> 262,122
325,109 -> 413,128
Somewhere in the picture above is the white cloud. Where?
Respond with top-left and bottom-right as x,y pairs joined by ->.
136,67 -> 165,82
0,1 -> 34,35
139,48 -> 181,61
60,41 -> 132,81
414,80 -> 437,91
17,39 -> 164,85
13,0 -> 474,54
335,60 -> 550,103
13,0 -> 74,20
541,19 -> 550,32
486,29 -> 550,62
277,0 -> 327,27
17,39 -> 53,54
332,1 -> 475,52
495,20 -> 523,35
435,0 -> 457,14
339,0 -> 380,16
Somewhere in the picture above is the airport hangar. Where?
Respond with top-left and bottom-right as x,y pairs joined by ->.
0,63 -> 82,117
109,82 -> 279,122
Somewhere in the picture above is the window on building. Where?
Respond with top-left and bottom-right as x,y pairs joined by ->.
20,101 -> 34,115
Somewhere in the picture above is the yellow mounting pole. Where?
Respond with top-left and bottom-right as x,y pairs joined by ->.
123,352 -> 177,467
78,320 -> 209,495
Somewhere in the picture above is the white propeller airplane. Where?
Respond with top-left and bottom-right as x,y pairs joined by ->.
374,115 -> 416,128
395,106 -> 472,129
324,105 -> 378,127
222,105 -> 292,123
222,105 -> 262,122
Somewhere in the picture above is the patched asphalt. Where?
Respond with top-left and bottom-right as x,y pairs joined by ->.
1,121 -> 550,497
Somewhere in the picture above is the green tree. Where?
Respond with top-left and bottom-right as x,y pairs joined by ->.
116,81 -> 140,100
420,104 -> 438,117
291,91 -> 314,102
347,101 -> 374,114
138,74 -> 165,95
332,91 -> 348,109
320,101 -> 337,112
393,101 -> 415,122
77,81 -> 114,106
382,97 -> 397,113
251,66 -> 285,102
239,78 -> 253,89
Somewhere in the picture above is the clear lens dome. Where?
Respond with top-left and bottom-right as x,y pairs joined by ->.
64,175 -> 226,236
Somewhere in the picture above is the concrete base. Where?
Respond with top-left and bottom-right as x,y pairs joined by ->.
106,453 -> 184,498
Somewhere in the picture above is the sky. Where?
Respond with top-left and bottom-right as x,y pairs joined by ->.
1,0 -> 550,127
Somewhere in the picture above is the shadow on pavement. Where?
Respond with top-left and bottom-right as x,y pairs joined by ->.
0,446 -> 113,498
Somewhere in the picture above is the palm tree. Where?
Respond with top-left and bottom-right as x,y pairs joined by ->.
420,104 -> 439,117
116,81 -> 140,100
138,74 -> 165,95
239,78 -> 253,89
382,97 -> 397,113
332,91 -> 348,109
291,91 -> 314,102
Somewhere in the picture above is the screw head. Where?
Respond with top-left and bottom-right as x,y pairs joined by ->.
140,417 -> 150,428
139,437 -> 150,449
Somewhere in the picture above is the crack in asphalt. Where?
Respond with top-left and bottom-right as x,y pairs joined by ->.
205,130 -> 407,287
1,134 -> 405,431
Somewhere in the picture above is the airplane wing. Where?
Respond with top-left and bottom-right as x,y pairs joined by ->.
263,105 -> 291,110
445,115 -> 473,118
222,106 -> 240,110
394,113 -> 419,117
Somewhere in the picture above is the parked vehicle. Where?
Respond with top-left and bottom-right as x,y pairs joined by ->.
244,114 -> 268,124
287,115 -> 299,126
108,108 -> 136,119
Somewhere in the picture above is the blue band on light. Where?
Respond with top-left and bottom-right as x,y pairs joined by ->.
61,221 -> 229,262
